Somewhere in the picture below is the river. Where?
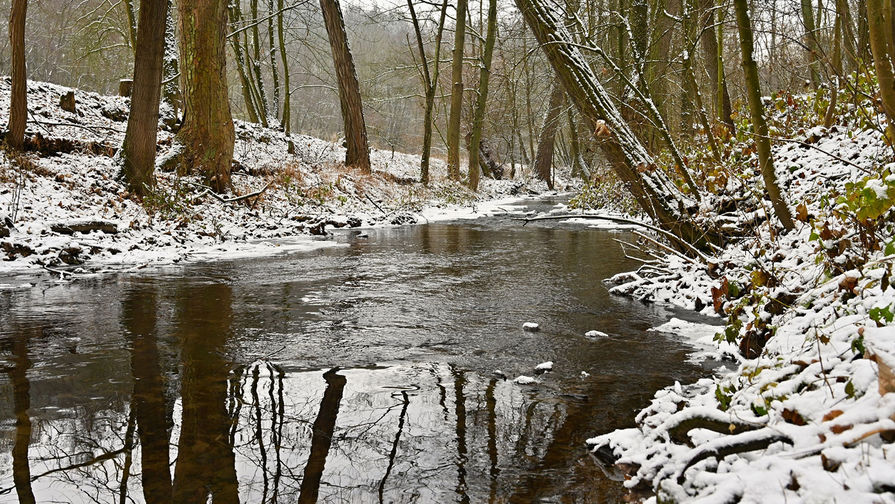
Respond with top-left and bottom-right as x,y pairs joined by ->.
0,199 -> 712,503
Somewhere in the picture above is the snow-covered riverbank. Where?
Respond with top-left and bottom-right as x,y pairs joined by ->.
0,79 -> 576,276
586,126 -> 895,502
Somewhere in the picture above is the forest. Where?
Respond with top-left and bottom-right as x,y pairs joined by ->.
0,0 -> 894,502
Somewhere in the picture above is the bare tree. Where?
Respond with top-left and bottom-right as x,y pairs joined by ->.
468,0 -> 498,191
121,0 -> 170,196
733,0 -> 794,230
177,0 -> 235,193
320,0 -> 371,173
6,0 -> 28,150
533,81 -> 564,189
408,0 -> 449,185
447,0 -> 469,181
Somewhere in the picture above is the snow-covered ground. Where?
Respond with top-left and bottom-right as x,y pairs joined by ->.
587,125 -> 895,502
0,79 -> 578,275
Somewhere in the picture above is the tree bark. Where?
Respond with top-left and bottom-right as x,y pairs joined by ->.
447,0 -> 469,181
733,0 -> 794,230
267,0 -> 280,122
534,81 -> 565,189
121,0 -> 170,196
867,0 -> 895,126
177,0 -> 235,193
514,0 -> 711,247
277,0 -> 291,137
320,0 -> 371,173
6,0 -> 27,151
468,0 -> 497,191
162,0 -> 181,118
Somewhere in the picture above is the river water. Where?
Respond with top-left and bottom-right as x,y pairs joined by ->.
0,199 -> 711,503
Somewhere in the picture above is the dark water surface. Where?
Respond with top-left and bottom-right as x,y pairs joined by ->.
0,199 -> 709,503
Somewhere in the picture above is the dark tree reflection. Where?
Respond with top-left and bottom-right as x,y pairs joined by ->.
8,330 -> 36,504
171,283 -> 240,504
122,284 -> 172,504
297,368 -> 346,504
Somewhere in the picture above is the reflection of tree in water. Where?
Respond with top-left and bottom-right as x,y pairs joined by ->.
171,283 -> 240,503
4,329 -> 36,504
1,293 -> 606,504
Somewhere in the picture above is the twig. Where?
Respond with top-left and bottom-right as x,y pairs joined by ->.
365,193 -> 386,214
756,132 -> 872,174
632,230 -> 703,267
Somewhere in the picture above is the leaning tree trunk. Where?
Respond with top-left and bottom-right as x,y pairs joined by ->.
6,0 -> 27,151
320,0 -> 371,173
447,0 -> 469,181
867,0 -> 895,127
468,0 -> 497,191
733,0 -> 795,230
177,0 -> 235,193
121,0 -> 170,196
533,81 -> 565,190
514,0 -> 711,247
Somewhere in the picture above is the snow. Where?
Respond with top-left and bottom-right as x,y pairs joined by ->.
0,79 -> 580,275
649,318 -> 735,363
513,375 -> 538,385
535,361 -> 553,371
585,121 -> 895,502
585,329 -> 608,338
522,322 -> 540,332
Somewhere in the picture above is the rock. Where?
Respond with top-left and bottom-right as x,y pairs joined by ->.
59,91 -> 77,113
513,375 -> 538,385
0,228 -> 8,238
493,370 -> 507,379
51,219 -> 118,235
59,245 -> 84,265
535,361 -> 554,373
585,330 -> 608,338
1,241 -> 35,258
522,322 -> 540,332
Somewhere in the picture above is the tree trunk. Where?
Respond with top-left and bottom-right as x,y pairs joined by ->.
534,81 -> 565,189
177,0 -> 235,193
250,0 -> 269,124
228,3 -> 261,125
408,0 -> 448,185
447,0 -> 469,181
320,0 -> 371,173
162,0 -> 181,118
468,0 -> 497,191
568,109 -> 588,178
700,0 -> 735,132
123,0 -> 138,54
514,0 -> 710,247
277,0 -> 291,138
121,0 -> 169,196
800,0 -> 821,88
267,0 -> 280,122
6,0 -> 27,151
867,0 -> 895,125
733,0 -> 795,230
